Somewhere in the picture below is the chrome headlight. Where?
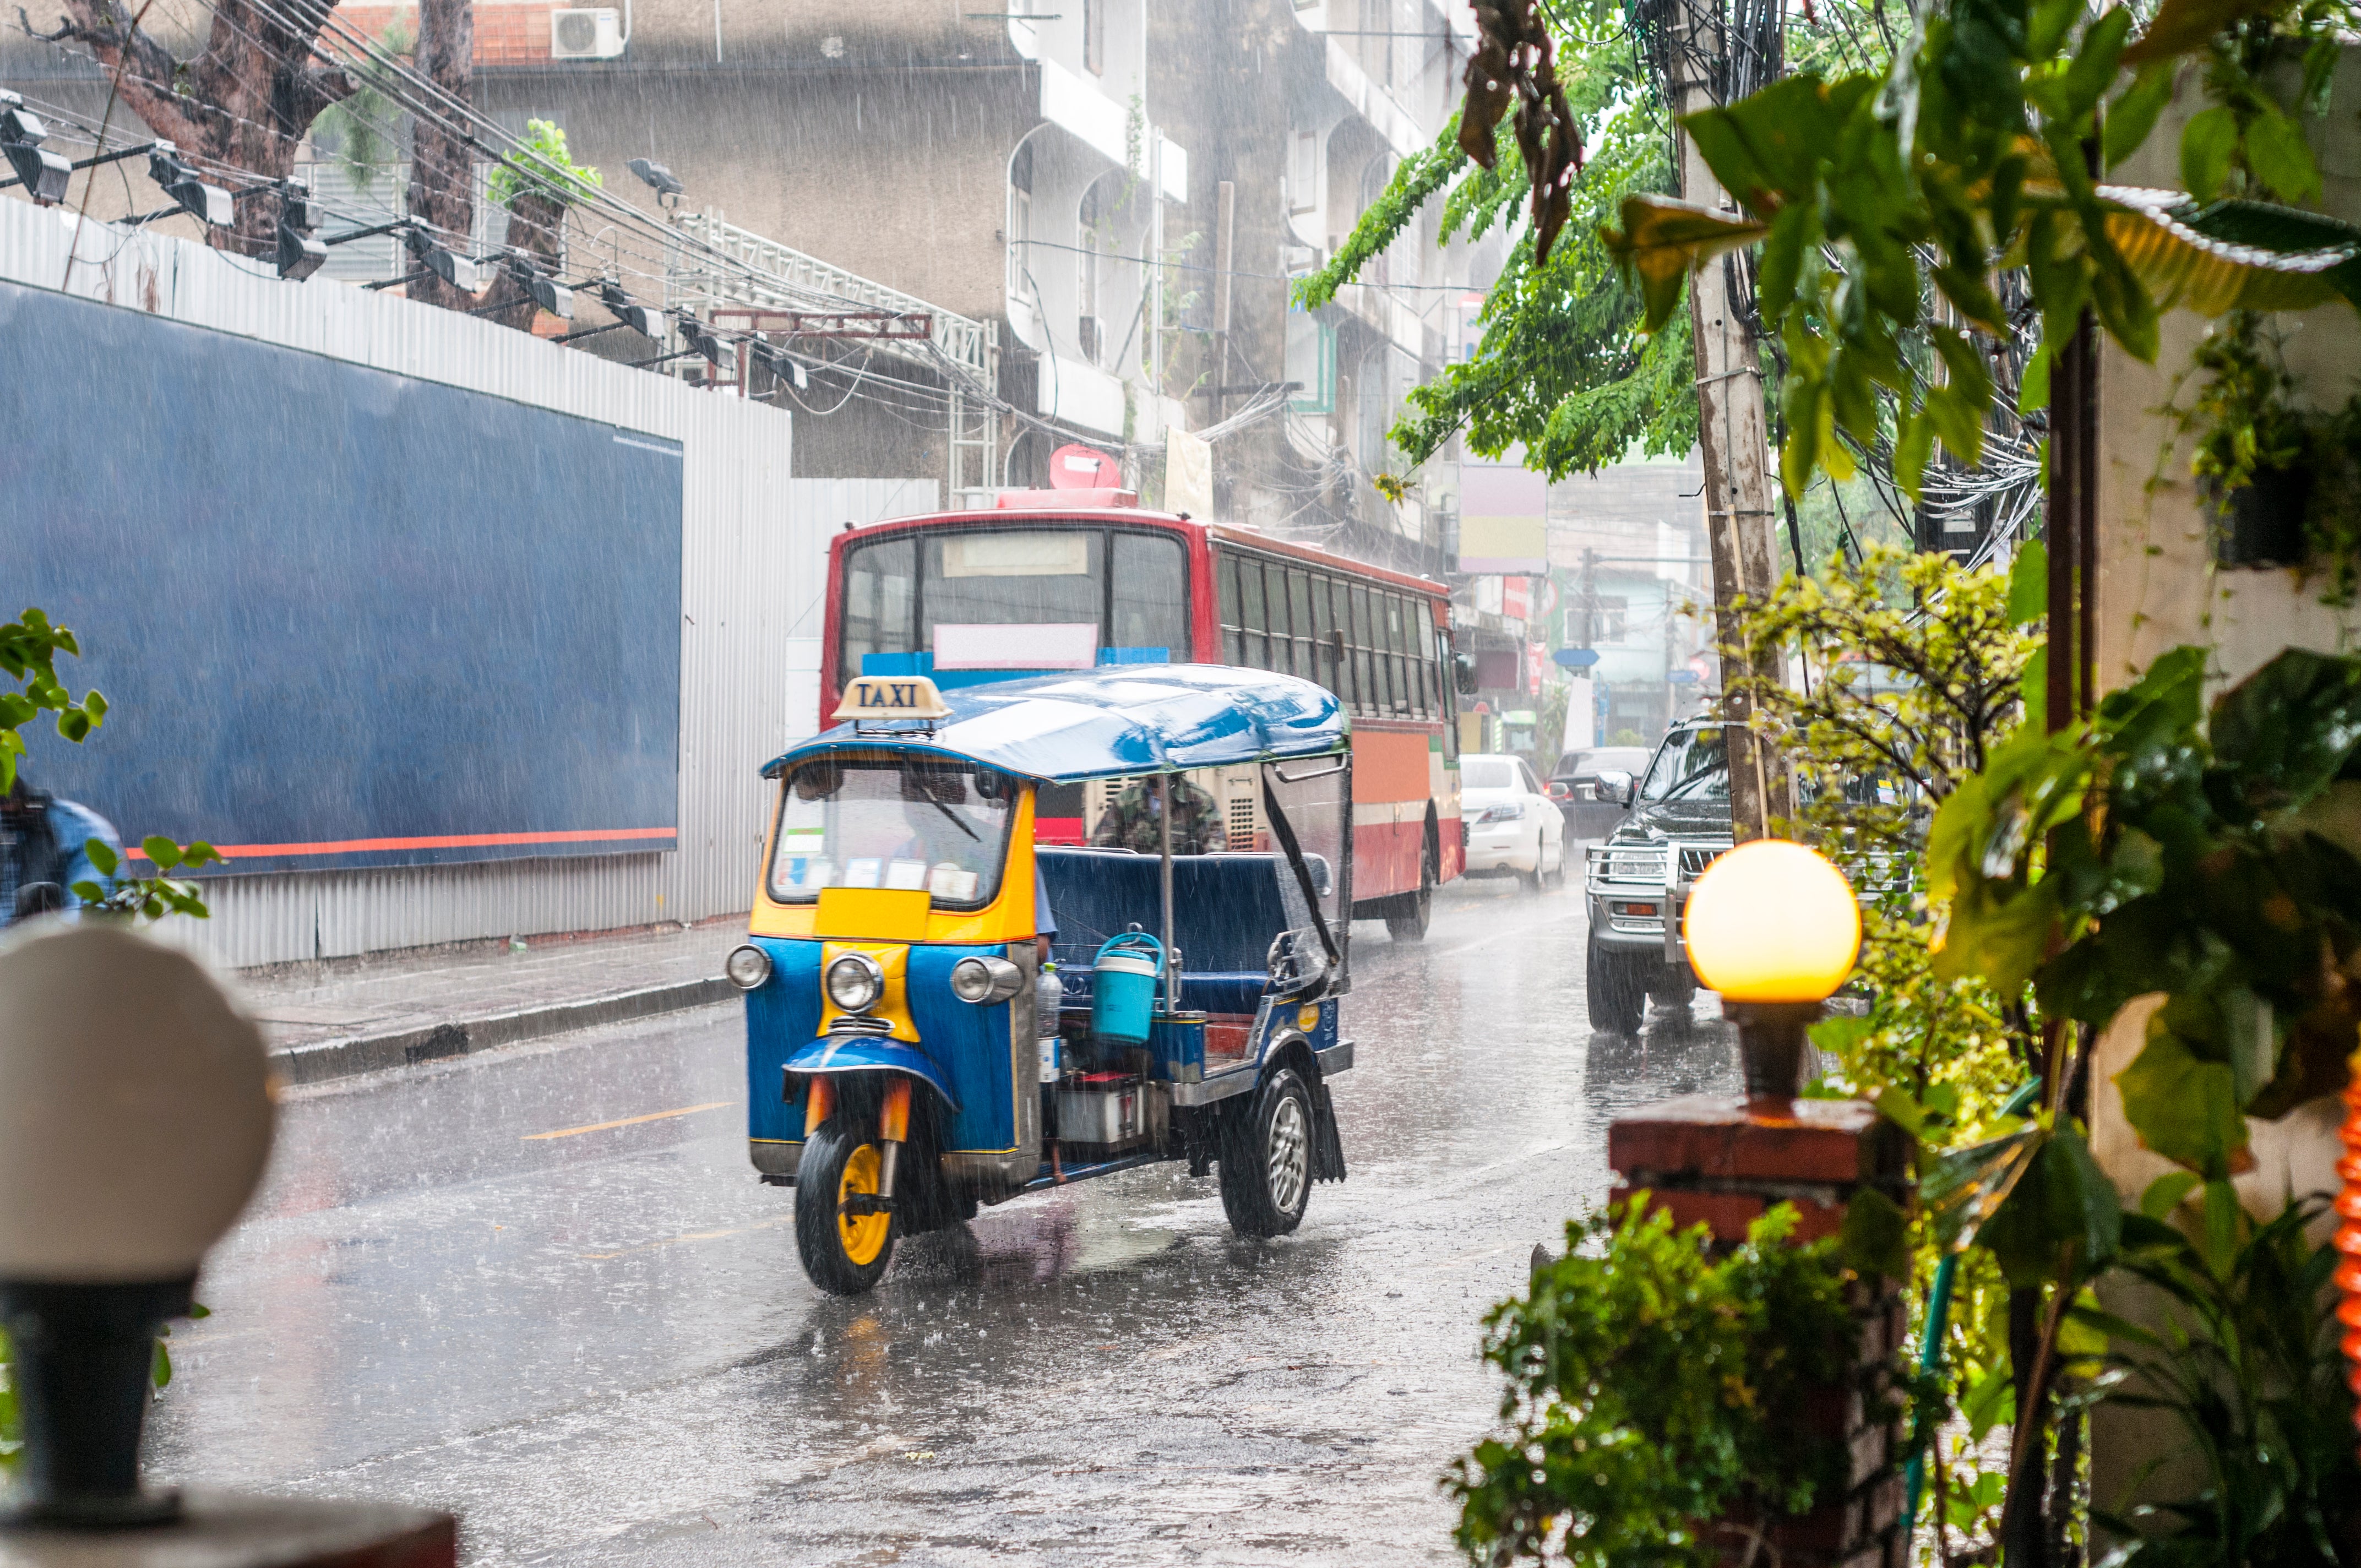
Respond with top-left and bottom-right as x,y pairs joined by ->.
724,943 -> 773,991
825,952 -> 885,1012
949,954 -> 1024,1005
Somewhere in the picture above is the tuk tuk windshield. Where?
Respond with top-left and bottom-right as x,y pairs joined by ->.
769,756 -> 1017,910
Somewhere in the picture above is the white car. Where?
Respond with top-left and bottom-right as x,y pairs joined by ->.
1458,754 -> 1566,891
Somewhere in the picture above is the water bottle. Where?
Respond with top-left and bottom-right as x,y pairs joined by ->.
1036,962 -> 1064,1084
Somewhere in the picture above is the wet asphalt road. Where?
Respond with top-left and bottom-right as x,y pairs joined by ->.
149,874 -> 1739,1566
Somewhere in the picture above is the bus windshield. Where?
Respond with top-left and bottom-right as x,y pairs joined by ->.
769,756 -> 1017,910
840,526 -> 1188,674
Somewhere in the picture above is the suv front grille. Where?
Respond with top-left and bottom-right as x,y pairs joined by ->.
1678,845 -> 1728,880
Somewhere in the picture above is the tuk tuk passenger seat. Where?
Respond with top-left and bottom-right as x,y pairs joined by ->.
1035,847 -> 1295,1019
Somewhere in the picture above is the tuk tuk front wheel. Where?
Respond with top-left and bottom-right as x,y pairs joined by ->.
1220,1068 -> 1314,1238
795,1116 -> 896,1295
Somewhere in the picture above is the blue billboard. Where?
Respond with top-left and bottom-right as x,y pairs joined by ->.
1,280 -> 683,874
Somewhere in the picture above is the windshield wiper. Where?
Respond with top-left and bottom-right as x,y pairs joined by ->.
920,790 -> 981,842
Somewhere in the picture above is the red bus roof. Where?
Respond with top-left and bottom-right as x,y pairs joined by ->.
829,507 -> 1454,602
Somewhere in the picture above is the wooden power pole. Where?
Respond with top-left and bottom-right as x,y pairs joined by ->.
1668,0 -> 1792,840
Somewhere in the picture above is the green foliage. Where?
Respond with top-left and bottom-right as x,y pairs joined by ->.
2185,311 -> 2308,495
1446,1200 -> 1865,1567
1935,644 -> 2361,1179
2,608 -> 215,920
1,608 -> 108,794
312,18 -> 412,196
1294,0 -> 1696,477
2087,1195 -> 2361,1563
72,835 -> 222,924
488,119 -> 602,211
1732,545 -> 2041,1123
1604,0 -> 2361,503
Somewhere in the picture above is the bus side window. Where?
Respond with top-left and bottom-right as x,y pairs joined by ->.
1287,569 -> 1314,683
1217,551 -> 1243,666
1239,554 -> 1268,670
1261,560 -> 1292,677
1438,625 -> 1459,758
1313,575 -> 1344,701
1348,584 -> 1375,715
1380,594 -> 1406,715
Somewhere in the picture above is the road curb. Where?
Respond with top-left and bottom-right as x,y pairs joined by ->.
268,976 -> 737,1087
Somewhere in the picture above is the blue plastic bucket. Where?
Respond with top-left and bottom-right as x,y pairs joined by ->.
1090,932 -> 1163,1045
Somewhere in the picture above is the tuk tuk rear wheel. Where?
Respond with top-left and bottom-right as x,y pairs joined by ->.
1220,1068 -> 1314,1238
795,1117 -> 895,1295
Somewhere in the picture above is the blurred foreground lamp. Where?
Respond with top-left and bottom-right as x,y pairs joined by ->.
1683,839 -> 1860,1105
0,923 -> 273,1528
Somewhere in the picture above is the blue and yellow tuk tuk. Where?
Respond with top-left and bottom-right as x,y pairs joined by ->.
726,663 -> 1356,1294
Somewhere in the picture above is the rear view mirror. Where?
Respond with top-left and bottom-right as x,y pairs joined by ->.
1593,770 -> 1635,807
1545,782 -> 1570,801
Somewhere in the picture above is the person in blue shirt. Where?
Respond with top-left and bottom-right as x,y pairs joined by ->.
0,775 -> 124,925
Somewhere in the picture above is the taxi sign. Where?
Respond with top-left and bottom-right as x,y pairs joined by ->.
834,674 -> 954,723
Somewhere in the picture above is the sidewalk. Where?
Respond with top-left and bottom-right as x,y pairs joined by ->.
233,917 -> 746,1087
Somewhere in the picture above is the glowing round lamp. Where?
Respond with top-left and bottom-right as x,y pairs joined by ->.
1682,840 -> 1859,1103
0,921 -> 274,1528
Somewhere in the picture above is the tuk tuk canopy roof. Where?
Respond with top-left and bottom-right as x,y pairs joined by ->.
761,665 -> 1347,785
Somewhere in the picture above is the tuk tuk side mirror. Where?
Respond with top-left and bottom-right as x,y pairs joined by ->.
1594,770 -> 1636,807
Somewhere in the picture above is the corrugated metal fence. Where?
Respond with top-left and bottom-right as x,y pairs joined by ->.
0,201 -> 934,968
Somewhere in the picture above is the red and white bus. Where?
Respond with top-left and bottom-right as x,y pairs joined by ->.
818,496 -> 1464,937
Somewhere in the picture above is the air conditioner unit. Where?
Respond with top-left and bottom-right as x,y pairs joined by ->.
551,8 -> 624,60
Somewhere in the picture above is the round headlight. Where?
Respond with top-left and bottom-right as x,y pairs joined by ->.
949,954 -> 1022,1005
724,943 -> 773,992
825,953 -> 884,1012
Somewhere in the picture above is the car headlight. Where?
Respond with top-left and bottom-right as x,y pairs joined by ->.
825,952 -> 885,1012
1477,802 -> 1524,824
724,943 -> 773,991
948,954 -> 1023,1004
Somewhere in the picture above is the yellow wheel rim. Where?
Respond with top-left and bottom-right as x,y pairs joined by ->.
836,1142 -> 890,1267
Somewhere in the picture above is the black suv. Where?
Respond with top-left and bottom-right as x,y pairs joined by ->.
1580,722 -> 1731,1032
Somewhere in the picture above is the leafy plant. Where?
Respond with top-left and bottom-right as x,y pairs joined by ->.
2185,311 -> 2308,497
2086,1190 -> 2361,1565
1294,0 -> 1697,478
1,608 -> 107,795
1600,0 -> 2361,505
488,119 -> 601,213
1446,1199 -> 1868,1567
311,18 -> 414,197
2,608 -> 217,918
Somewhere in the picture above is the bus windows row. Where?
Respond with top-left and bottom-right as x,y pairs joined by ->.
1214,549 -> 1445,721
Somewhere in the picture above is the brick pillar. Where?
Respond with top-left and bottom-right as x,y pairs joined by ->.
1608,1093 -> 1910,1568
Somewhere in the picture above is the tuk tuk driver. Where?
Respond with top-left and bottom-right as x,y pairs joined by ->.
1091,775 -> 1223,855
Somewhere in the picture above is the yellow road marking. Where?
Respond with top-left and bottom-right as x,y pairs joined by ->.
524,1100 -> 736,1141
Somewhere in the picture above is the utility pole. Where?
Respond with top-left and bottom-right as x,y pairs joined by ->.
1667,0 -> 1791,840
1210,178 -> 1236,428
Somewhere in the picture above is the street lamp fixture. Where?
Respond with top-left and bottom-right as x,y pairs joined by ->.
1682,839 -> 1860,1105
0,923 -> 274,1528
0,92 -> 71,205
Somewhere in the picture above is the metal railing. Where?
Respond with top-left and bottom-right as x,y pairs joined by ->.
666,210 -> 997,384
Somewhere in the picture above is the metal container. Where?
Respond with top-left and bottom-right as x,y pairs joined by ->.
1054,1070 -> 1145,1149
